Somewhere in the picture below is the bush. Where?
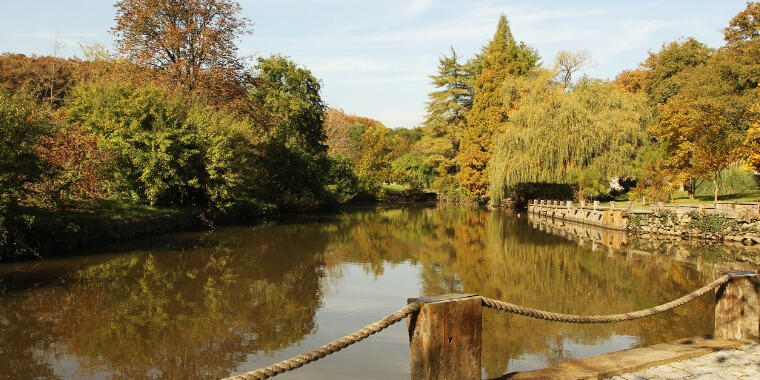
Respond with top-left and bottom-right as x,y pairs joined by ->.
392,153 -> 435,190
325,155 -> 359,203
66,81 -> 208,207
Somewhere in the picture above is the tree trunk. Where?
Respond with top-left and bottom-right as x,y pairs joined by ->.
713,178 -> 720,203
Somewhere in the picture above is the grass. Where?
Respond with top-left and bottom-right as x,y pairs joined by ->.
21,199 -> 176,222
599,190 -> 760,209
382,183 -> 407,193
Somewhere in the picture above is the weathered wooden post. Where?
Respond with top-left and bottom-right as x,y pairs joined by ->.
715,271 -> 759,341
593,200 -> 599,211
407,294 -> 482,380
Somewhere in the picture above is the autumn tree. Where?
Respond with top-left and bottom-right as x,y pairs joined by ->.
654,60 -> 753,202
456,14 -> 540,200
747,100 -> 760,171
553,50 -> 592,88
354,123 -> 397,194
652,3 -> 760,202
614,69 -> 648,94
112,0 -> 252,90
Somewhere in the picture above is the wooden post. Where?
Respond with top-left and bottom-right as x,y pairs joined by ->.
715,271 -> 759,341
593,201 -> 599,211
407,294 -> 482,380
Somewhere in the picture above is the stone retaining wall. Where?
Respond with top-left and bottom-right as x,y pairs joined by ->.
527,199 -> 760,244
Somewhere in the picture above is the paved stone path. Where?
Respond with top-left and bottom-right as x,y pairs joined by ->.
607,343 -> 760,379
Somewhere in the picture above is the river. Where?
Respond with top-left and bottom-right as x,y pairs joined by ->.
0,205 -> 727,379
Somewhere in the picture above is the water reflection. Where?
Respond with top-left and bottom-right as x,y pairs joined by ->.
0,206 -> 723,379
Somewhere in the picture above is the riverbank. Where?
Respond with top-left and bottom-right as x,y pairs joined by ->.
0,190 -> 441,262
0,200 -> 278,261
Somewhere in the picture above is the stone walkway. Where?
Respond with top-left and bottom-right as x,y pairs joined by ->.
607,343 -> 760,379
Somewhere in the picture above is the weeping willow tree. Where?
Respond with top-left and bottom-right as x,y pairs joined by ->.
488,74 -> 652,203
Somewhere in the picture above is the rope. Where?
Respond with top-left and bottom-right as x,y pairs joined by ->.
481,274 -> 731,323
223,302 -> 422,380
224,273 -> 742,379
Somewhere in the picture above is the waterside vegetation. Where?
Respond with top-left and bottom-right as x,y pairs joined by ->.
3,1 -> 760,259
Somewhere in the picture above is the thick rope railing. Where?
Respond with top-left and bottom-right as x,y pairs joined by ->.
224,273 -> 740,379
223,302 -> 422,380
481,274 -> 731,323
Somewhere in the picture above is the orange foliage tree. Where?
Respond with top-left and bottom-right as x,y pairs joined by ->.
455,15 -> 539,201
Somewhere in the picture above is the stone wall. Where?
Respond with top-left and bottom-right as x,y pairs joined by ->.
528,213 -> 760,269
527,199 -> 760,244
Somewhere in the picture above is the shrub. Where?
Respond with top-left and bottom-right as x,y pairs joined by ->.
66,81 -> 207,207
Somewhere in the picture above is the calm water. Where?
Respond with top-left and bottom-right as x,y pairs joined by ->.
0,205 -> 718,379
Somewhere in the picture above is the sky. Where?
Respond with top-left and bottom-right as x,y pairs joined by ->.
0,0 -> 750,128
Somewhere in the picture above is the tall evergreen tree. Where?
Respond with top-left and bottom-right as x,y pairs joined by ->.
456,14 -> 540,200
420,47 -> 473,190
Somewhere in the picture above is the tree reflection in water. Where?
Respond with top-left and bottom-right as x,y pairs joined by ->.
0,206 -> 718,379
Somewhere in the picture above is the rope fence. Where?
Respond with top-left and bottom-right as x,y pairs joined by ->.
224,272 -> 748,380
481,274 -> 731,323
223,302 -> 422,380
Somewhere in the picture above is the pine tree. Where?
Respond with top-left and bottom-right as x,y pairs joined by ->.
456,14 -> 539,200
420,47 -> 473,190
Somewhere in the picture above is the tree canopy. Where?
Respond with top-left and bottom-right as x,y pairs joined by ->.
488,74 -> 651,202
112,0 -> 252,90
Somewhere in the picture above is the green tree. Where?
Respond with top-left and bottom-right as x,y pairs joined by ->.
250,55 -> 327,154
642,37 -> 712,105
249,55 -> 331,209
488,76 -> 650,202
0,92 -> 50,204
456,14 -> 540,200
392,152 -> 435,190
420,47 -> 472,191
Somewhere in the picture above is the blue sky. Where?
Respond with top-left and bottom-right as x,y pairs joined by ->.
0,0 -> 749,128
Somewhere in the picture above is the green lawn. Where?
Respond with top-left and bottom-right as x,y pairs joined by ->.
600,190 -> 760,209
382,183 -> 407,193
23,199 -> 176,222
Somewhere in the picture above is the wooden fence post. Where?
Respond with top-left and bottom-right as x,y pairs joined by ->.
715,271 -> 759,340
407,294 -> 482,380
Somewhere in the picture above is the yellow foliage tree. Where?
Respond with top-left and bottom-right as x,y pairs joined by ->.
746,99 -> 760,171
456,15 -> 539,201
